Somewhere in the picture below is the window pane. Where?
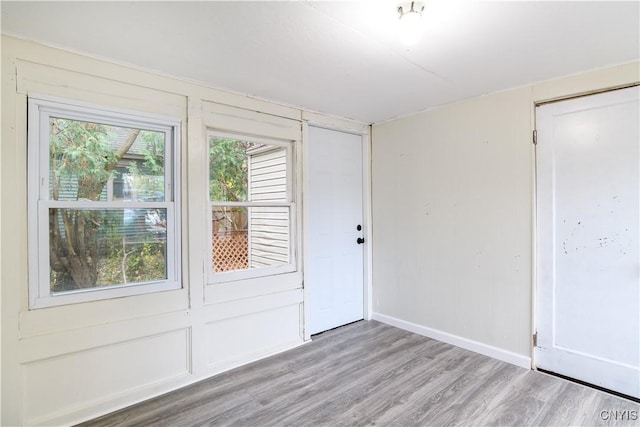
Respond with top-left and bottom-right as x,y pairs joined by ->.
212,206 -> 248,272
209,138 -> 287,202
49,208 -> 167,292
212,206 -> 290,273
249,206 -> 290,268
49,118 -> 165,202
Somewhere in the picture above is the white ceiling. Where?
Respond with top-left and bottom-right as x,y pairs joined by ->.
2,1 -> 639,123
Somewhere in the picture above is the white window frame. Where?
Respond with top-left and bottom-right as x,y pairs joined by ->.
207,130 -> 297,283
28,95 -> 182,309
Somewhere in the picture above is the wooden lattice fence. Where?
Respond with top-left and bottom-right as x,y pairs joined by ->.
212,231 -> 248,272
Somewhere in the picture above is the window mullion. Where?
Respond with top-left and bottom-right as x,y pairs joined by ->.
210,201 -> 292,208
44,200 -> 174,209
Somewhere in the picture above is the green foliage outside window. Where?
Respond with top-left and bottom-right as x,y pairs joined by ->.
48,118 -> 168,292
209,138 -> 252,234
209,138 -> 250,202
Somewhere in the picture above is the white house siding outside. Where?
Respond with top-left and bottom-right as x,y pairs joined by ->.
247,146 -> 289,268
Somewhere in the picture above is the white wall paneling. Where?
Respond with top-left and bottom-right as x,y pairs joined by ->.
16,60 -> 187,119
23,329 -> 191,426
204,271 -> 303,305
0,36 -> 370,426
206,301 -> 303,370
372,87 -> 533,357
202,101 -> 301,142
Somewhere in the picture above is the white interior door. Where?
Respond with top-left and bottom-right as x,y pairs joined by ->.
307,126 -> 364,335
535,86 -> 640,398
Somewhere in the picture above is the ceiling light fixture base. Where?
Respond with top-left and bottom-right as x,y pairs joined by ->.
397,1 -> 426,46
397,1 -> 425,18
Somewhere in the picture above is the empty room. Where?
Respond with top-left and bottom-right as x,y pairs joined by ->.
1,1 -> 639,426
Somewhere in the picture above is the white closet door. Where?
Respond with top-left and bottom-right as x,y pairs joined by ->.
536,86 -> 640,398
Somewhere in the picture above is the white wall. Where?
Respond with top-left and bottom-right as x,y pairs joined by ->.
0,36 -> 366,426
371,61 -> 640,366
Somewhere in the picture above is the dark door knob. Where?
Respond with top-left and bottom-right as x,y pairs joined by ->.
357,237 -> 365,244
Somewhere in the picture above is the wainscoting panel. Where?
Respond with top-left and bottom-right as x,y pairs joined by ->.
206,303 -> 303,371
22,328 -> 190,425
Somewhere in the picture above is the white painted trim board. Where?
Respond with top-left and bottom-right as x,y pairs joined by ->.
372,313 -> 532,369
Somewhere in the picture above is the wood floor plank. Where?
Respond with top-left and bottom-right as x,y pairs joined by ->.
231,328 -> 430,426
375,352 -> 496,426
80,320 -> 640,427
334,348 -> 470,426
414,360 -> 527,427
335,346 -> 483,426
301,340 -> 454,426
281,353 -> 436,426
476,369 -> 565,426
586,390 -> 640,426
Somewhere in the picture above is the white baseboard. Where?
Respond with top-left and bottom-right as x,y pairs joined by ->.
372,312 -> 531,369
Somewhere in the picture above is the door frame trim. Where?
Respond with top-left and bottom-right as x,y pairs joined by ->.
535,82 -> 639,107
301,118 -> 372,341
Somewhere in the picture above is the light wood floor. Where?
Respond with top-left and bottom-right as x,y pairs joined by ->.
81,320 -> 640,427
